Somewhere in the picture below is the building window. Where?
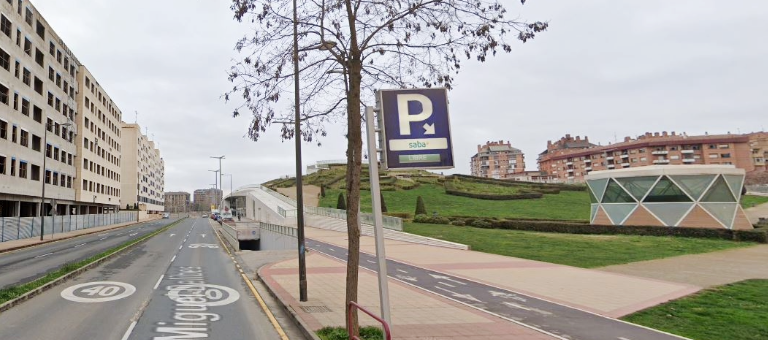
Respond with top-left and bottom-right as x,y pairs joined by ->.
35,20 -> 44,39
23,37 -> 31,55
45,144 -> 51,158
22,67 -> 30,85
11,125 -> 17,143
49,41 -> 54,55
24,7 -> 32,25
0,156 -> 4,175
9,158 -> 15,176
0,120 -> 6,139
31,134 -> 40,151
19,129 -> 28,146
31,164 -> 39,180
719,144 -> 730,149
0,15 -> 11,37
721,153 -> 731,159
33,76 -> 42,94
0,83 -> 8,105
0,48 -> 9,71
18,161 -> 27,178
52,172 -> 58,185
34,48 -> 43,66
709,154 -> 719,159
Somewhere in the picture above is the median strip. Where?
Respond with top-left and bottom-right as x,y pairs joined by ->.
0,218 -> 187,312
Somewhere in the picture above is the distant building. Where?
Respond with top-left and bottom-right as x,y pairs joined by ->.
506,171 -> 558,183
538,132 -> 757,183
749,132 -> 768,171
120,123 -> 165,213
470,140 -> 525,179
164,191 -> 190,212
193,188 -> 222,211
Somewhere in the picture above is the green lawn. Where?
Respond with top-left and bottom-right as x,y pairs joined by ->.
404,222 -> 752,268
741,195 -> 768,209
623,280 -> 768,340
320,185 -> 590,221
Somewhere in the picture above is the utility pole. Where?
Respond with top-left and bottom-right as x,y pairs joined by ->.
210,156 -> 225,207
292,0 -> 308,302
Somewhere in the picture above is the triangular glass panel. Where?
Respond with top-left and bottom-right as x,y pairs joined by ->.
603,204 -> 637,225
644,203 -> 694,226
590,204 -> 599,223
589,189 -> 598,204
602,179 -> 636,203
700,203 -> 738,228
723,175 -> 745,200
669,175 -> 715,201
616,176 -> 658,201
700,176 -> 736,203
644,176 -> 692,202
587,179 -> 609,203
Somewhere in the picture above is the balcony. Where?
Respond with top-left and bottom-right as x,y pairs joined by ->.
681,150 -> 695,154
566,162 -> 573,166
621,163 -> 630,167
606,156 -> 614,161
683,158 -> 695,163
653,159 -> 670,164
651,150 -> 669,155
567,168 -> 574,173
607,164 -> 615,169
584,159 -> 592,163
621,154 -> 629,158
585,167 -> 592,171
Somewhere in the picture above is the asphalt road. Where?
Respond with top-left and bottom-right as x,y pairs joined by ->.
0,218 -> 177,290
307,239 -> 690,340
0,217 -> 281,340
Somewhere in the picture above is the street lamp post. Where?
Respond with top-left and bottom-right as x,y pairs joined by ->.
292,0 -> 308,302
40,120 -> 71,241
210,156 -> 224,206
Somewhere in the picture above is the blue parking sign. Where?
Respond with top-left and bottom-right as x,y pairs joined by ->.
378,88 -> 455,170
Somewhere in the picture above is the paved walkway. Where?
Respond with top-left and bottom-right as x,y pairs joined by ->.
744,201 -> 768,224
599,244 -> 768,288
0,217 -> 160,254
244,225 -> 703,340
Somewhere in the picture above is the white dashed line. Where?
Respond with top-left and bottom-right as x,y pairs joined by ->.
35,252 -> 54,258
99,237 -> 107,241
74,243 -> 86,248
153,275 -> 164,290
397,269 -> 408,274
178,245 -> 182,250
171,255 -> 177,263
120,321 -> 137,340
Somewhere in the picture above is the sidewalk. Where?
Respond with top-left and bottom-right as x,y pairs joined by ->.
244,225 -> 702,340
0,217 -> 160,254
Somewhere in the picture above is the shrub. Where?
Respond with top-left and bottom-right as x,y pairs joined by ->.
317,326 -> 384,340
415,196 -> 427,215
470,219 -> 491,228
336,192 -> 346,210
385,212 -> 411,219
413,214 -> 430,223
450,219 -> 466,226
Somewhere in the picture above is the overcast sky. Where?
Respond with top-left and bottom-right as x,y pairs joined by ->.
31,0 -> 768,196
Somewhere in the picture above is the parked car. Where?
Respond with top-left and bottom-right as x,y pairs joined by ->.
162,213 -> 170,219
202,214 -> 208,218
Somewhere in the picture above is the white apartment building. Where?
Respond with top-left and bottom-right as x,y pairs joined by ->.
0,0 -> 80,217
120,123 -> 164,213
74,66 -> 123,212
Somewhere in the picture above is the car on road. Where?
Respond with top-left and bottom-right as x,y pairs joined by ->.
202,214 -> 208,218
162,213 -> 170,219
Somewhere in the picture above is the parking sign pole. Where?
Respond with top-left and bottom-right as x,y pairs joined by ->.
365,106 -> 392,325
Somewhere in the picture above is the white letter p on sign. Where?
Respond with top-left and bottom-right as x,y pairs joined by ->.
397,94 -> 433,136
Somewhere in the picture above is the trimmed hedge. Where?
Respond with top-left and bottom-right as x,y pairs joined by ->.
448,174 -> 586,192
412,216 -> 767,243
444,180 -> 544,200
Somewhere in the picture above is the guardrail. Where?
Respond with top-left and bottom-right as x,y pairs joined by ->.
0,211 -> 138,243
277,206 -> 298,218
259,222 -> 297,238
347,301 -> 391,340
260,185 -> 297,207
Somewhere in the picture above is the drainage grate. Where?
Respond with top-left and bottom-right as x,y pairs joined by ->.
300,305 -> 333,313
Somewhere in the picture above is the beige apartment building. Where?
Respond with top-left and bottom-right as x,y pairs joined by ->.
193,188 -> 222,212
0,0 -> 80,216
164,191 -> 190,213
538,132 -> 757,183
470,140 -> 525,179
74,66 -> 123,212
750,132 -> 767,171
120,123 -> 164,213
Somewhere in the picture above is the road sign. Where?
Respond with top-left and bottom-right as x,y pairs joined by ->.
378,88 -> 454,169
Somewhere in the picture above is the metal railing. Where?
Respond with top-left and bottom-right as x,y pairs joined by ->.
259,222 -> 297,237
347,301 -> 391,340
261,186 -> 402,231
1,211 -> 138,243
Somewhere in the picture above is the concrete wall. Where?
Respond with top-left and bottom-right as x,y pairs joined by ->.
242,194 -> 287,225
259,229 -> 297,251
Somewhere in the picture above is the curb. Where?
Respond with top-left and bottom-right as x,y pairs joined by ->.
0,218 -> 184,313
0,217 -> 163,254
256,264 -> 322,340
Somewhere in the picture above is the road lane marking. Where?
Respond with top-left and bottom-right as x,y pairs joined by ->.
35,252 -> 54,258
153,275 -> 164,290
178,245 -> 182,250
61,281 -> 136,303
397,269 -> 409,274
74,243 -> 86,248
170,255 -> 176,263
99,237 -> 108,241
120,321 -> 137,340
429,273 -> 466,285
240,273 -> 289,340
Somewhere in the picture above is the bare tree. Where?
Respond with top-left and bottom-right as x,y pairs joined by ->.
227,0 -> 546,335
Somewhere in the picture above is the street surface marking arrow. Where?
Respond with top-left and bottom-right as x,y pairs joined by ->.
435,286 -> 483,303
423,123 -> 435,135
129,233 -> 138,236
489,290 -> 527,302
169,234 -> 175,237
502,302 -> 552,315
429,273 -> 466,285
395,275 -> 418,282
397,269 -> 409,274
438,282 -> 456,288
201,234 -> 206,238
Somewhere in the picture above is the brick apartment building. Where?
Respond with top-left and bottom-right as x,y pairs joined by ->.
193,188 -> 222,211
470,140 -> 525,179
164,191 -> 190,213
538,132 -> 761,183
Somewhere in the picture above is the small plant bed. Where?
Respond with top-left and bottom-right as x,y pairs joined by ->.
741,194 -> 768,208
403,222 -> 753,268
316,326 -> 384,340
622,279 -> 768,340
444,178 -> 543,200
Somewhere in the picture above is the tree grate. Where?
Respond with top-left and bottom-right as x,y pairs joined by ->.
300,305 -> 333,313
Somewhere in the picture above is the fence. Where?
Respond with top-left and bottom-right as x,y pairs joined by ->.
259,222 -> 297,237
0,211 -> 138,243
747,184 -> 768,194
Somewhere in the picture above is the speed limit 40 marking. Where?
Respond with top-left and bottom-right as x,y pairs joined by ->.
61,281 -> 136,303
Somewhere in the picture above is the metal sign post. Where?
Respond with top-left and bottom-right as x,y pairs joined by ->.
365,105 -> 392,325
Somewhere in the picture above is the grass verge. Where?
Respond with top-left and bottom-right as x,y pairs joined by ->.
622,279 -> 768,340
317,326 -> 384,340
404,222 -> 753,268
320,185 -> 590,221
741,195 -> 768,209
0,218 -> 185,306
